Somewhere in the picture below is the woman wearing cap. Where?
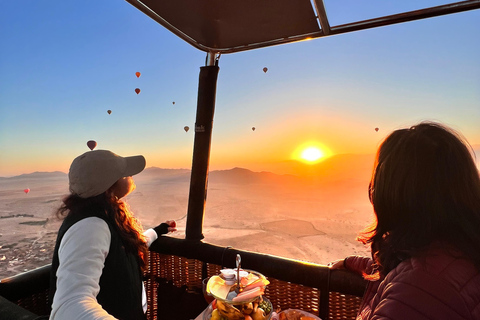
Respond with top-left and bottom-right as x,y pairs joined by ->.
329,122 -> 480,319
49,150 -> 176,319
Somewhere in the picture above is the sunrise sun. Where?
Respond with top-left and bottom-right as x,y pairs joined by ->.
292,142 -> 331,164
301,147 -> 324,162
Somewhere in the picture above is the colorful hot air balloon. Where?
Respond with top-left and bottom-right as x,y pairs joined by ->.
252,127 -> 256,131
375,127 -> 379,132
87,140 -> 97,150
263,67 -> 268,73
24,188 -> 30,194
107,110 -> 112,115
135,88 -> 141,94
184,126 -> 189,132
135,72 -> 141,78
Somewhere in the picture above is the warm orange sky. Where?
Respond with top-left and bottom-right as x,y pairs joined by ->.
1,2 -> 479,177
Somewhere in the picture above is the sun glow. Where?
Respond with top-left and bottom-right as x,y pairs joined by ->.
301,147 -> 324,162
292,142 -> 331,164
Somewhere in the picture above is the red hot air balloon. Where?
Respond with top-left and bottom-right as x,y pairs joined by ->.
107,110 -> 112,115
135,88 -> 141,94
184,126 -> 189,132
24,188 -> 30,194
375,127 -> 379,132
87,140 -> 97,150
263,67 -> 268,73
252,127 -> 256,131
135,72 -> 141,78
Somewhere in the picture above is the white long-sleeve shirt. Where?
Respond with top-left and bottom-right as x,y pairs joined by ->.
49,217 -> 158,320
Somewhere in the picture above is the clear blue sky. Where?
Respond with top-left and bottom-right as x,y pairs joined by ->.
1,1 -> 479,176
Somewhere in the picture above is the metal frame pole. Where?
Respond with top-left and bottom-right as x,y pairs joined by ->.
185,52 -> 220,241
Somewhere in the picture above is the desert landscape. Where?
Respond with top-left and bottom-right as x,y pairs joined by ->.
0,154 -> 375,279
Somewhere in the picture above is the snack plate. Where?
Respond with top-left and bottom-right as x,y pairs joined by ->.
206,269 -> 268,305
203,297 -> 273,320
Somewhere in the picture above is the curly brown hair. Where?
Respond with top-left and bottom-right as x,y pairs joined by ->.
57,191 -> 149,270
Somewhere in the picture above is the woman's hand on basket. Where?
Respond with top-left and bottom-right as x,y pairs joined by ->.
154,220 -> 177,235
327,259 -> 345,269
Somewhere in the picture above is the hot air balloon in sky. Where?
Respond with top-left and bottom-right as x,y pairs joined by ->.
135,88 -> 141,94
24,188 -> 30,194
172,101 -> 175,105
252,127 -> 256,131
87,140 -> 97,150
184,126 -> 189,132
135,72 -> 141,78
263,67 -> 268,73
107,110 -> 112,115
375,127 -> 379,132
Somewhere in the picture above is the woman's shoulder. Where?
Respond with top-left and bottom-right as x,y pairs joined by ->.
390,244 -> 479,287
63,217 -> 111,243
58,207 -> 111,239
69,216 -> 109,230
405,244 -> 479,284
382,245 -> 480,317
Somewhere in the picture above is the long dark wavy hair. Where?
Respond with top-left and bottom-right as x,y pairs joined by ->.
358,122 -> 480,278
57,184 -> 149,270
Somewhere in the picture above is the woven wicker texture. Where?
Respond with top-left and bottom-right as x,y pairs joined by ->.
16,288 -> 51,316
266,278 -> 320,314
1,250 -> 363,320
144,252 -> 362,320
328,291 -> 362,320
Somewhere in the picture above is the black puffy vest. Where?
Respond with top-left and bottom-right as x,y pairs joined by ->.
50,207 -> 146,320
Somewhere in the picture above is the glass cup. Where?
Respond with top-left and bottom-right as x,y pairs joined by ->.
202,277 -> 215,304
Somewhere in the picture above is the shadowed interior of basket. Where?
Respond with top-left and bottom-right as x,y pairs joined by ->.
0,240 -> 366,320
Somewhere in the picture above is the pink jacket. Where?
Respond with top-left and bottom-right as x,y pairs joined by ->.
345,245 -> 480,320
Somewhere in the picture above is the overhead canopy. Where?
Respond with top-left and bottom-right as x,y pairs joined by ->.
126,0 -> 480,54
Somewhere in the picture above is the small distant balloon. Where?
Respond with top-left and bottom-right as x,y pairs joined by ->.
172,101 -> 175,105
252,127 -> 256,131
107,110 -> 112,115
87,140 -> 97,150
135,88 -> 141,94
184,126 -> 189,132
135,72 -> 141,78
263,67 -> 268,73
24,188 -> 30,194
375,127 -> 379,132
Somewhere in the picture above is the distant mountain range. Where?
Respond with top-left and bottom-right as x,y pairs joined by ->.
137,153 -> 374,185
209,167 -> 300,185
0,171 -> 67,181
0,154 -> 375,185
262,153 -> 374,181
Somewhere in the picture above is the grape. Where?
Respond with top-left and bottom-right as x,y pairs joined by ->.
258,300 -> 272,315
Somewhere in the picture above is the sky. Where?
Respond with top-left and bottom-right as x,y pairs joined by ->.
0,1 -> 479,177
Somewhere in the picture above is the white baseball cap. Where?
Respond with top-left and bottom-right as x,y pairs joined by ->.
68,150 -> 146,198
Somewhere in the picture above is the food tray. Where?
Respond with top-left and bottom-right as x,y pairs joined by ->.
206,269 -> 268,305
